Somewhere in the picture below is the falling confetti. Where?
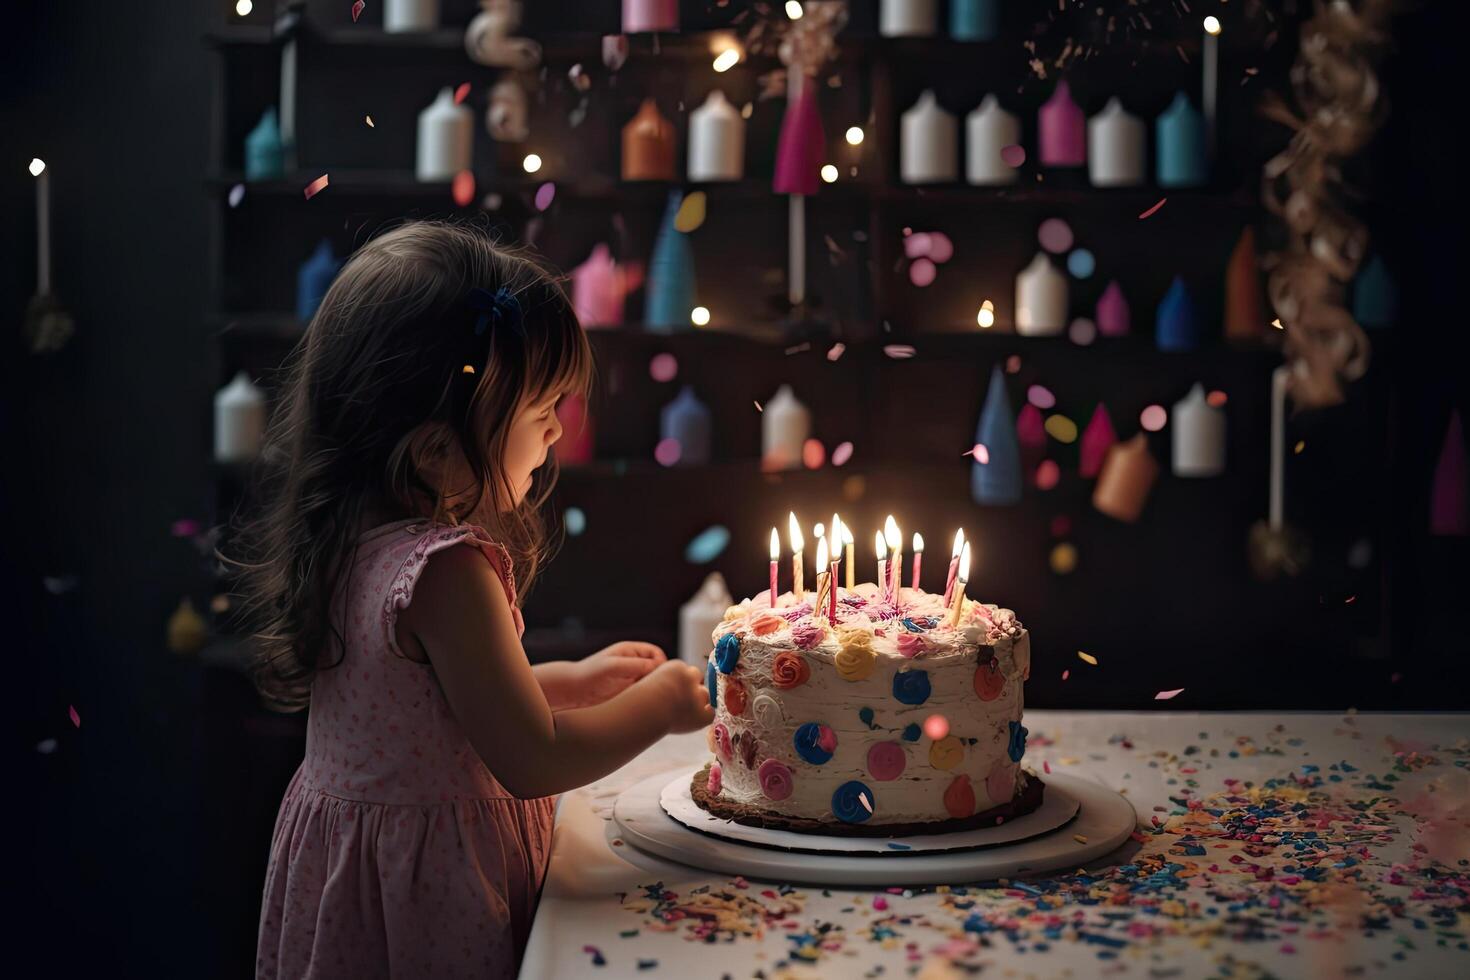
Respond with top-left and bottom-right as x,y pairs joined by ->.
351,1 -> 364,23
37,738 -> 58,755
784,342 -> 812,355
171,518 -> 201,537
674,191 -> 707,232
648,352 -> 678,383
753,400 -> 763,413
68,705 -> 80,728
909,257 -> 937,287
1067,248 -> 1095,278
654,438 -> 682,467
1049,542 -> 1078,574
1139,197 -> 1168,219
1027,385 -> 1056,410
1035,460 -> 1060,491
1078,651 -> 1098,665
1005,355 -> 1022,374
1154,688 -> 1185,700
801,439 -> 826,469
1044,414 -> 1079,443
1073,834 -> 1089,844
303,173 -> 329,200
452,170 -> 475,207
923,714 -> 950,740
564,507 -> 587,536
454,82 -> 471,105
883,344 -> 916,359
1000,144 -> 1026,167
228,183 -> 245,208
968,443 -> 990,464
534,182 -> 556,211
1206,389 -> 1228,407
685,526 -> 731,564
1294,440 -> 1306,454
1140,404 -> 1168,431
364,115 -> 374,128
831,441 -> 853,466
1061,670 -> 1070,681
1038,218 -> 1074,254
858,792 -> 873,813
826,342 -> 845,361
1068,317 -> 1097,346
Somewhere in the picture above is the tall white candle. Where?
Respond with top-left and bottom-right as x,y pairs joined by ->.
901,90 -> 958,184
31,159 -> 51,294
1087,97 -> 1145,187
788,511 -> 805,602
761,384 -> 810,471
1172,383 -> 1226,477
1015,252 -> 1068,335
875,530 -> 887,592
416,87 -> 473,182
788,68 -> 806,307
1203,16 -> 1221,158
688,90 -> 745,182
679,572 -> 732,666
1270,366 -> 1288,529
966,95 -> 1020,186
385,0 -> 439,33
881,0 -> 938,37
215,371 -> 267,463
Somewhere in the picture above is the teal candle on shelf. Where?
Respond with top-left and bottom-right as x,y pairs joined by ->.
1155,275 -> 1201,351
1156,92 -> 1207,187
972,365 -> 1022,506
297,239 -> 343,322
1353,254 -> 1397,330
244,107 -> 285,181
660,386 -> 712,466
950,0 -> 1000,41
645,192 -> 695,332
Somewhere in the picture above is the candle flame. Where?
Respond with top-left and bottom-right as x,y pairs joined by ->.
874,530 -> 887,558
841,523 -> 853,545
815,535 -> 829,568
813,522 -> 824,541
959,541 -> 972,582
912,532 -> 924,553
951,529 -> 965,558
770,527 -> 781,560
788,512 -> 803,551
884,515 -> 900,551
29,158 -> 46,177
1203,15 -> 1222,35
830,513 -> 842,549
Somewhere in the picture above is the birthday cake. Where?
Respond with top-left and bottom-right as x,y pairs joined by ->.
692,581 -> 1041,836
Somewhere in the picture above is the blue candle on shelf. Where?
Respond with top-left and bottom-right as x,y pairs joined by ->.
971,365 -> 1022,506
660,386 -> 712,466
1155,275 -> 1201,351
296,239 -> 342,322
1353,254 -> 1397,330
645,191 -> 695,332
244,107 -> 285,182
1155,92 -> 1207,188
950,0 -> 1000,42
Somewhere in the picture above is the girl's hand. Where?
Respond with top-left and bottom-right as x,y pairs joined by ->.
572,642 -> 668,706
649,661 -> 716,734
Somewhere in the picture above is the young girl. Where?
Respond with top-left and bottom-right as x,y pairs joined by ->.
233,221 -> 713,979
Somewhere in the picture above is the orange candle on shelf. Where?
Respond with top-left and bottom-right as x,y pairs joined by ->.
1093,433 -> 1160,523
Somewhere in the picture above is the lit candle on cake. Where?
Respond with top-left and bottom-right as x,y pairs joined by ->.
827,531 -> 839,623
943,529 -> 964,605
884,515 -> 902,604
911,533 -> 924,590
828,514 -> 844,601
813,535 -> 831,621
875,530 -> 888,595
769,527 -> 780,607
788,511 -> 805,603
842,523 -> 855,590
946,541 -> 972,627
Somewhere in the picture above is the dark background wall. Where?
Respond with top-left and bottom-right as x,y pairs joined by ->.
6,1 -> 1464,975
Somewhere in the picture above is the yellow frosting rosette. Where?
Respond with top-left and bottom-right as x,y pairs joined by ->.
929,735 -> 964,770
833,627 -> 876,682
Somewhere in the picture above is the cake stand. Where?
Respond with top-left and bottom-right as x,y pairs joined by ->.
611,767 -> 1136,886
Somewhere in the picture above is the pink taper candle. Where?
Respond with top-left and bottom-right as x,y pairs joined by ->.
768,527 -> 780,607
1079,403 -> 1118,479
1038,80 -> 1086,167
943,529 -> 963,606
910,533 -> 924,590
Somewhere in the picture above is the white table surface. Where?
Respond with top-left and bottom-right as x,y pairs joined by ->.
521,711 -> 1470,979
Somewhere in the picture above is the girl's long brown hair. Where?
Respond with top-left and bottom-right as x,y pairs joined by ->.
225,220 -> 593,711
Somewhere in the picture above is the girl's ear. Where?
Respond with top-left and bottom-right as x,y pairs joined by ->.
405,421 -> 469,489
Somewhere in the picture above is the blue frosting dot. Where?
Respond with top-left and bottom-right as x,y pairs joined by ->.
793,722 -> 835,765
902,723 -> 922,742
858,707 -> 876,730
714,632 -> 741,674
900,617 -> 929,633
831,780 -> 874,823
892,669 -> 932,706
706,661 -> 718,708
1008,720 -> 1029,762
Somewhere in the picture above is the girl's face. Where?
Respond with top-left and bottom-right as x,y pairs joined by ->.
502,388 -> 564,505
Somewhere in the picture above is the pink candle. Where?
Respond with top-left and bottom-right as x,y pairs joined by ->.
828,560 -> 838,623
942,529 -> 964,606
911,533 -> 924,591
1039,80 -> 1086,167
768,527 -> 780,607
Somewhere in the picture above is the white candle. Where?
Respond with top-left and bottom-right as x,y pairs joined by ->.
829,513 -> 843,600
884,515 -> 902,604
688,90 -> 745,182
901,90 -> 958,184
1203,16 -> 1221,158
679,572 -> 733,666
416,87 -> 473,182
386,0 -> 439,33
875,530 -> 888,593
761,384 -> 810,471
946,541 -> 972,627
31,158 -> 51,294
814,535 -> 831,618
788,67 -> 806,307
788,511 -> 805,602
880,0 -> 938,37
966,95 -> 1020,186
215,371 -> 267,463
1172,383 -> 1226,477
1270,365 -> 1288,529
842,523 -> 855,590
1015,252 -> 1068,335
1087,97 -> 1145,187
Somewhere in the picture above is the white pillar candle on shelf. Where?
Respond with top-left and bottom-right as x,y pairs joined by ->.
1172,383 -> 1226,477
1014,252 -> 1068,335
688,90 -> 745,182
761,384 -> 810,471
215,372 -> 266,464
881,0 -> 938,37
416,87 -> 472,182
679,572 -> 732,666
1087,97 -> 1144,187
965,94 -> 1020,186
385,0 -> 439,33
900,90 -> 957,184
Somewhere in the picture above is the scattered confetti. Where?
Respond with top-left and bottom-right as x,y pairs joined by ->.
364,115 -> 374,128
753,400 -> 763,413
1038,218 -> 1074,254
968,443 -> 990,464
1078,651 -> 1098,665
454,82 -> 471,105
171,518 -> 201,538
534,182 -> 556,211
228,183 -> 245,208
451,170 -> 475,208
1139,197 -> 1168,219
801,439 -> 826,469
1026,385 -> 1056,410
351,1 -> 364,23
784,341 -> 811,356
648,353 -> 678,383
1061,670 -> 1070,681
1000,144 -> 1026,167
1140,404 -> 1168,431
1154,688 -> 1185,700
36,738 -> 58,755
1294,440 -> 1305,454
1068,317 -> 1096,346
1044,415 -> 1078,444
1073,834 -> 1089,844
909,257 -> 937,287
674,191 -> 706,232
68,705 -> 80,728
582,944 -> 606,967
826,342 -> 845,362
883,345 -> 916,359
685,526 -> 730,564
303,173 -> 329,200
654,438 -> 682,467
1049,542 -> 1078,574
831,441 -> 853,466
1005,355 -> 1021,374
564,507 -> 587,536
1067,248 -> 1095,279
1206,389 -> 1228,407
1035,460 -> 1060,491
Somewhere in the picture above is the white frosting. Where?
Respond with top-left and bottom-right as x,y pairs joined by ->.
705,582 -> 1031,826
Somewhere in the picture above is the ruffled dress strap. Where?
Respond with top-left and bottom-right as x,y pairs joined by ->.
383,522 -> 525,652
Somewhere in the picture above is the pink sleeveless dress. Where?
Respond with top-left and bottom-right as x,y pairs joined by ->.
257,520 -> 557,979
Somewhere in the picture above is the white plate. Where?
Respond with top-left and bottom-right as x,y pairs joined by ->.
660,771 -> 1079,855
612,768 -> 1137,886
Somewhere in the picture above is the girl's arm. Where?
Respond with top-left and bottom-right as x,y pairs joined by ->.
530,661 -> 580,710
403,544 -> 712,799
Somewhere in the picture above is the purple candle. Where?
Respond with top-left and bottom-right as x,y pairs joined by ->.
1038,81 -> 1086,167
1096,279 -> 1131,337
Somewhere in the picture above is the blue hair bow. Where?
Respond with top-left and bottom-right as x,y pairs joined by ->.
467,286 -> 525,340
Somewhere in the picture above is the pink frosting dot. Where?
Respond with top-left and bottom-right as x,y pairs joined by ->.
986,762 -> 1017,806
867,741 -> 906,781
708,761 -> 722,795
758,758 -> 794,800
713,722 -> 732,761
